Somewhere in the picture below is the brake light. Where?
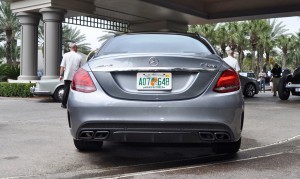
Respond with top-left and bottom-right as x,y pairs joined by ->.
71,68 -> 96,93
213,69 -> 240,93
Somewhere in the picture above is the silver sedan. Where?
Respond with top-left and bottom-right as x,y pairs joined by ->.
67,33 -> 244,154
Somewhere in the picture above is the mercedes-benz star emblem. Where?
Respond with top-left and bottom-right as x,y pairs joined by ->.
149,57 -> 159,66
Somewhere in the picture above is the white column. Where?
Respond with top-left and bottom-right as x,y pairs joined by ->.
39,8 -> 66,79
17,12 -> 40,80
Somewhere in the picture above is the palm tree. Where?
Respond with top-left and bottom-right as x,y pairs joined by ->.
38,23 -> 91,55
225,22 -> 239,51
62,25 -> 91,54
247,19 -> 270,72
0,1 -> 19,65
261,19 -> 288,72
234,22 -> 249,70
276,35 -> 294,68
214,24 -> 228,57
188,24 -> 217,46
289,31 -> 300,68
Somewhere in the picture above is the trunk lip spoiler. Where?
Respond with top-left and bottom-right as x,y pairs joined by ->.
92,67 -> 217,72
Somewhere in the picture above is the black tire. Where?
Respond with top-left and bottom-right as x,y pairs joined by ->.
73,139 -> 103,151
278,76 -> 290,100
243,83 -> 256,98
212,138 -> 241,154
52,86 -> 64,102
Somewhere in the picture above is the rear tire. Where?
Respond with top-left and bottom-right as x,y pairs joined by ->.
73,139 -> 103,151
53,86 -> 64,102
278,76 -> 290,100
243,83 -> 256,98
212,138 -> 241,154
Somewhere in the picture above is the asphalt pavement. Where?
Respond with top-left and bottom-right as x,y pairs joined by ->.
0,92 -> 299,179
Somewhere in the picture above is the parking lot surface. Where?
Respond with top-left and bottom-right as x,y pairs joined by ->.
0,93 -> 299,178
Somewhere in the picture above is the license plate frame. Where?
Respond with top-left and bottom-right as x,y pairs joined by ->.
137,72 -> 172,90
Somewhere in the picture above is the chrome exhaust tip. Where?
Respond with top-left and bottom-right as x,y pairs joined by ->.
214,132 -> 230,141
94,131 -> 109,140
79,131 -> 94,139
199,132 -> 215,140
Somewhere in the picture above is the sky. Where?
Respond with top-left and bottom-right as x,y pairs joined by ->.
74,16 -> 300,50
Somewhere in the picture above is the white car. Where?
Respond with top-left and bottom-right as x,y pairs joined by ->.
30,79 -> 64,102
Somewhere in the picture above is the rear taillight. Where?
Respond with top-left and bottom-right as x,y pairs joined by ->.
213,69 -> 240,93
71,68 -> 96,93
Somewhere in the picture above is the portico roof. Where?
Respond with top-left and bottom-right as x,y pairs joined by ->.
8,0 -> 300,25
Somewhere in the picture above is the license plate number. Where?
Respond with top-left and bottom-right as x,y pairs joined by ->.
137,72 -> 172,90
295,88 -> 300,92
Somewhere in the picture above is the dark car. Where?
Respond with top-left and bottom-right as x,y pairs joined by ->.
67,32 -> 244,154
278,66 -> 300,100
239,72 -> 259,97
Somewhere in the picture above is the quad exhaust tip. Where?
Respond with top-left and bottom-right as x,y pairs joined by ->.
79,131 -> 94,139
94,131 -> 109,139
79,130 -> 109,140
199,132 -> 215,140
199,131 -> 230,141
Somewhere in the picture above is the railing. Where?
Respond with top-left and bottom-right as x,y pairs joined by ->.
64,16 -> 129,32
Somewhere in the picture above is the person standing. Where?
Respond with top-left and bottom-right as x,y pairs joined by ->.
258,69 -> 266,92
223,46 -> 240,72
271,63 -> 282,97
59,43 -> 82,108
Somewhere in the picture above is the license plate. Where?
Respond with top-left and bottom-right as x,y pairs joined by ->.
137,72 -> 172,90
295,88 -> 300,92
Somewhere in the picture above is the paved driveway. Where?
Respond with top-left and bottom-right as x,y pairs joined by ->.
0,93 -> 299,178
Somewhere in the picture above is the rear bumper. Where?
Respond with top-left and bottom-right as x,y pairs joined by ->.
68,89 -> 244,143
286,83 -> 300,88
30,86 -> 52,96
73,122 -> 236,143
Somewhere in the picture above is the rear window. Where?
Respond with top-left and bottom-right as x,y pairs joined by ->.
97,34 -> 213,56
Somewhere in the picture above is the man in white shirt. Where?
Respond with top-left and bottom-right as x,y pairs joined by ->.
223,46 -> 240,72
59,43 -> 82,108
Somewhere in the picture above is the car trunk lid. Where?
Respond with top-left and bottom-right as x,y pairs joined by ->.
89,53 -> 222,101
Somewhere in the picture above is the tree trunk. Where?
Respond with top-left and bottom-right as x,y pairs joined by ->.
237,46 -> 244,71
251,49 -> 256,72
258,47 -> 264,73
5,30 -> 13,65
282,53 -> 287,68
221,43 -> 226,58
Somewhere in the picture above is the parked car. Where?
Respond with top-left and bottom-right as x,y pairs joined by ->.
239,72 -> 260,98
30,79 -> 64,102
68,32 -> 244,154
278,66 -> 300,100
239,71 -> 257,80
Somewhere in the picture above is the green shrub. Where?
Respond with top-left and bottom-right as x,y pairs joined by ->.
0,64 -> 20,81
0,82 -> 35,97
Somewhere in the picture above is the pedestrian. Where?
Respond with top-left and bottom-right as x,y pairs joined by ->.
271,63 -> 282,97
223,46 -> 240,72
59,43 -> 82,108
258,69 -> 266,92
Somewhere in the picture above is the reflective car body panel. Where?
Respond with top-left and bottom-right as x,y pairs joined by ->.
68,33 -> 244,148
89,54 -> 222,101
